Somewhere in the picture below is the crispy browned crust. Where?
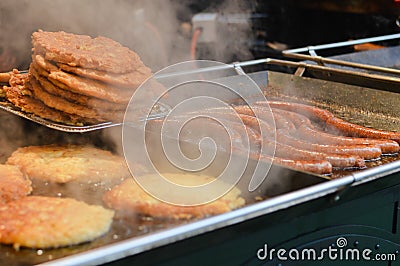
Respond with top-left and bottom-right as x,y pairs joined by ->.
0,165 -> 31,205
29,75 -> 106,120
0,196 -> 114,249
6,145 -> 131,184
3,71 -> 96,125
33,54 -> 133,103
3,31 -> 156,125
32,53 -> 59,73
32,30 -> 142,73
29,75 -> 125,121
30,63 -> 127,111
49,71 -> 134,103
58,63 -> 152,89
103,177 -> 245,220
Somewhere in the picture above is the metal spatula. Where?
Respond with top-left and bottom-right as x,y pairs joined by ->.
0,71 -> 170,133
0,98 -> 170,132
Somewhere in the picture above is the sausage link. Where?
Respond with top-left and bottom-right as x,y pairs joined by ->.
240,117 -> 365,168
248,152 -> 333,175
260,100 -> 400,145
273,158 -> 333,175
297,125 -> 400,154
269,157 -> 332,175
272,112 -> 297,132
233,105 -> 276,127
255,100 -> 334,121
273,139 -> 365,168
233,105 -> 255,116
326,117 -> 400,144
271,108 -> 313,127
202,113 -> 332,174
234,105 -> 296,131
237,113 -> 275,136
272,108 -> 397,155
276,130 -> 381,160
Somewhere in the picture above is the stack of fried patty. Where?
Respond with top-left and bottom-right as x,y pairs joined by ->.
4,30 -> 152,125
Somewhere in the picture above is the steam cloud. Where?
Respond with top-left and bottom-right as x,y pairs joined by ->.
0,0 -> 255,70
0,0 -> 189,71
0,0 -> 255,158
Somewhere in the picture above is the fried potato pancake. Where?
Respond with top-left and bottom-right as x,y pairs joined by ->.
29,75 -> 105,120
3,71 -> 95,125
30,63 -> 127,111
32,53 -> 59,73
103,175 -> 245,219
29,75 -> 125,121
48,71 -> 133,104
32,30 -> 142,73
33,53 -> 133,103
0,196 -> 114,249
0,165 -> 31,204
7,145 -> 131,183
4,31 -> 156,125
58,63 -> 152,89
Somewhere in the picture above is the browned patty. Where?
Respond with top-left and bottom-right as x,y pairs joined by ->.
29,75 -> 106,121
29,74 -> 125,121
103,175 -> 246,220
49,71 -> 134,104
7,145 -> 131,184
32,30 -> 142,73
58,63 -> 152,89
30,63 -> 127,111
0,164 -> 32,205
33,54 -> 133,103
3,71 -> 96,125
32,53 -> 59,73
0,196 -> 114,249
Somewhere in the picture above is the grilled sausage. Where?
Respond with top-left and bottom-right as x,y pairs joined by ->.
248,152 -> 333,175
156,112 -> 333,175
273,135 -> 366,168
255,100 -> 334,122
230,118 -> 332,174
271,108 -> 313,127
297,125 -> 400,154
275,130 -> 381,160
326,117 -> 400,144
240,117 -> 365,168
256,100 -> 400,147
234,105 -> 296,131
272,108 -> 397,155
237,113 -> 275,137
272,157 -> 333,175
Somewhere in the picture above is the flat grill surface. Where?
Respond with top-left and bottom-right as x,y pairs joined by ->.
1,70 -> 400,265
266,71 -> 400,130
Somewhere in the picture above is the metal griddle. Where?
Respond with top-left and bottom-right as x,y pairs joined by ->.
1,55 -> 399,265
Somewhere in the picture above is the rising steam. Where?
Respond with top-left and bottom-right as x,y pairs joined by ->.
0,0 -> 255,158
